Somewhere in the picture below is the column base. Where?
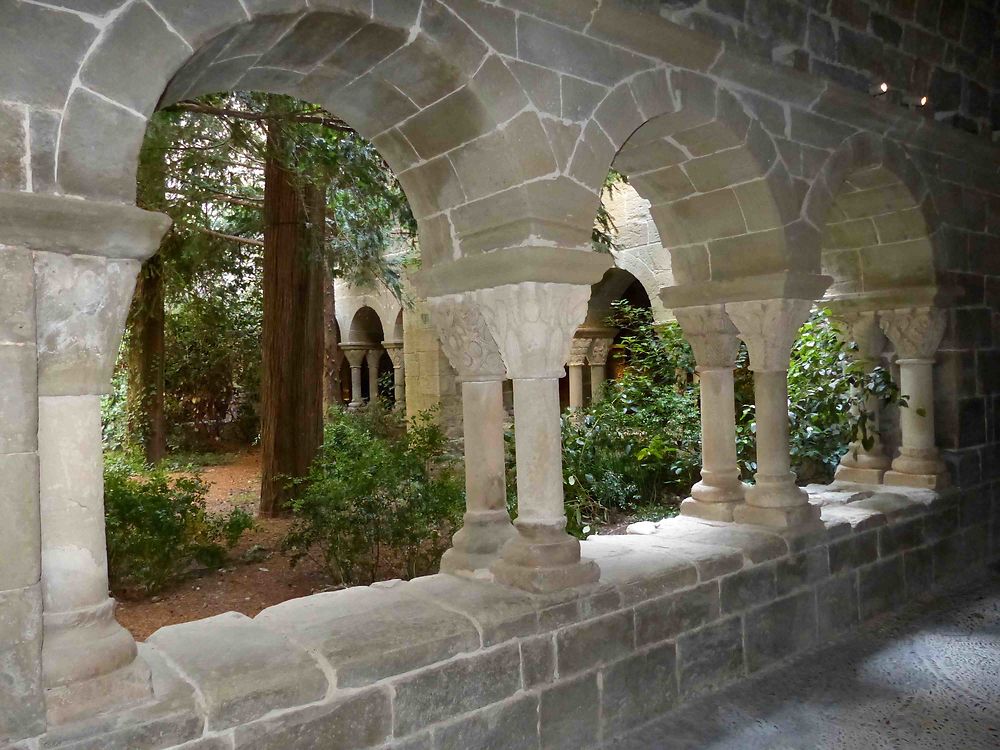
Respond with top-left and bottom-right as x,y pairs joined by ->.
45,649 -> 152,726
680,497 -> 742,522
883,470 -> 949,491
834,464 -> 887,485
347,401 -> 364,412
733,502 -> 821,529
490,521 -> 600,594
744,476 -> 809,508
440,510 -> 517,575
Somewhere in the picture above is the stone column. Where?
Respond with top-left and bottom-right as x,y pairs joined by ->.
341,345 -> 367,410
474,283 -> 600,593
674,305 -> 745,522
0,246 -> 45,740
880,307 -> 948,490
34,253 -> 155,724
727,299 -> 821,529
383,342 -> 405,411
832,311 -> 892,484
426,296 -> 516,575
365,347 -> 382,403
587,337 -> 614,402
567,338 -> 590,411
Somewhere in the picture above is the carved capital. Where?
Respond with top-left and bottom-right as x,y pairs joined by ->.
726,298 -> 812,372
341,344 -> 368,368
474,283 -> 591,380
383,342 -> 404,369
568,337 -> 591,367
588,337 -> 615,367
673,304 -> 740,370
425,294 -> 506,381
830,310 -> 886,363
364,347 -> 382,367
880,307 -> 946,361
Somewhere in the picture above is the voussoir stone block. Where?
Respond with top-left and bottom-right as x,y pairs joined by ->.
391,643 -> 521,737
254,586 -> 480,688
400,574 -> 539,646
232,687 -> 391,750
147,612 -> 328,731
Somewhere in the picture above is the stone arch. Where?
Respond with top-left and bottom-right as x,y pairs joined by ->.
802,133 -> 940,296
582,69 -> 798,286
53,0 -> 580,268
391,310 -> 404,343
347,305 -> 384,345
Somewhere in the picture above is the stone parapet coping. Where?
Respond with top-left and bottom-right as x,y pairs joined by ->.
0,191 -> 171,261
20,482 -> 997,750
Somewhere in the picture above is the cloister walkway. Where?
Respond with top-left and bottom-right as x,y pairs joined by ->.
611,572 -> 1000,750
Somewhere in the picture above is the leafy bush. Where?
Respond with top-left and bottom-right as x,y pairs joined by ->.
283,407 -> 465,585
104,454 -> 253,597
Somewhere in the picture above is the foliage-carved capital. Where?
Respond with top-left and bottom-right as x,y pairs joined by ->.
829,310 -> 886,363
588,337 -> 615,367
673,304 -> 740,370
568,338 -> 592,367
474,283 -> 591,380
725,298 -> 813,372
425,294 -> 506,381
383,343 -> 404,369
879,307 -> 946,360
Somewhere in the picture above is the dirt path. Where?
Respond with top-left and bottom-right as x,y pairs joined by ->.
116,450 -> 335,641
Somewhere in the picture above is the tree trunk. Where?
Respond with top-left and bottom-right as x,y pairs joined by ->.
259,116 -> 325,517
323,269 -> 342,410
126,254 -> 167,464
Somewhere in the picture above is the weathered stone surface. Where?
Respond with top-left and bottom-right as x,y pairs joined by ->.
539,673 -> 599,750
676,616 -> 744,696
0,102 -> 26,191
401,574 -> 538,646
0,584 -> 44,743
233,688 -> 391,750
652,516 -> 789,564
583,540 -> 698,605
147,612 -> 327,731
520,635 -> 555,688
828,529 -> 878,573
816,574 -> 859,639
255,586 -> 479,688
745,591 -> 817,671
858,556 -> 905,619
0,344 -> 38,454
720,564 -> 777,613
775,548 -> 830,595
601,642 -> 678,736
634,582 -> 720,646
877,517 -> 925,557
147,0 -> 248,48
555,611 -> 633,677
903,547 -> 934,597
391,644 -> 521,736
0,248 -> 34,345
432,695 -> 539,750
0,453 -> 40,589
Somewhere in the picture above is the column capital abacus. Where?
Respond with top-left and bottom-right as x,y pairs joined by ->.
726,298 -> 813,372
425,294 -> 507,382
879,307 -> 946,361
674,304 -> 741,370
474,282 -> 591,380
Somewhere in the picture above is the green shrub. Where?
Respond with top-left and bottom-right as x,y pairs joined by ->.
104,454 -> 253,597
283,407 -> 465,585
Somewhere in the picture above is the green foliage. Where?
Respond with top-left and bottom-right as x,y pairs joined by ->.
101,366 -> 130,452
283,408 -> 465,585
104,455 -> 253,597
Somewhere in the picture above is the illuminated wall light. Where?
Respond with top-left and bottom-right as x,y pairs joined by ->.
902,94 -> 929,109
869,81 -> 889,96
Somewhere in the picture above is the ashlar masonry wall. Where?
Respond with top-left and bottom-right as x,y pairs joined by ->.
12,483 -> 997,750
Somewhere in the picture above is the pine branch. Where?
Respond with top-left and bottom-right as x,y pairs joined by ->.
166,100 -> 356,134
199,227 -> 264,247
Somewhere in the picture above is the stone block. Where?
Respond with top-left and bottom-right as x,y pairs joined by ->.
828,529 -> 878,573
676,616 -> 744,697
654,516 -> 789,564
923,505 -> 959,543
432,695 -> 539,750
629,166 -> 697,204
0,248 -> 34,346
0,584 -> 44,743
520,634 -> 555,688
401,574 -> 538,646
400,85 -> 497,161
654,189 -> 747,246
858,556 -> 905,619
233,688 -> 391,750
776,548 -> 830,596
443,0 -> 518,57
877,518 -> 925,557
0,453 -> 40,589
601,642 -> 678,737
28,108 -> 59,194
588,2 -> 721,71
510,61 -> 562,116
816,573 -> 859,639
903,547 -> 933,597
644,536 -> 744,580
555,610 -> 633,677
0,102 -> 25,192
0,2 -> 97,109
720,564 -> 777,613
0,344 -> 38,455
634,582 -> 721,646
539,673 -> 599,750
745,591 -> 817,672
391,644 -> 521,736
398,156 -> 466,220
254,584 -> 479,688
147,612 -> 328,731
584,541 -> 698,605
930,534 -> 969,583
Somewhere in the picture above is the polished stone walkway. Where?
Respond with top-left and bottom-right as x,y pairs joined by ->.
610,571 -> 1000,749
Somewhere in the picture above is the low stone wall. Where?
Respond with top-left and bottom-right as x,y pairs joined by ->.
14,484 -> 997,750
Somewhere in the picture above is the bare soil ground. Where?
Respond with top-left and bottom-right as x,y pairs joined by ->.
116,450 -> 335,641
